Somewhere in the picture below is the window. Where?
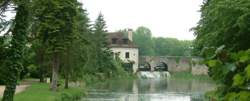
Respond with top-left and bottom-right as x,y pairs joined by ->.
112,38 -> 117,44
125,52 -> 130,58
123,39 -> 128,44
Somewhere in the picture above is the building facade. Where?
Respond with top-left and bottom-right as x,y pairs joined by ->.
107,30 -> 139,73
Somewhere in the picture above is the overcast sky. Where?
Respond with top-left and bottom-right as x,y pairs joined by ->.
81,0 -> 203,40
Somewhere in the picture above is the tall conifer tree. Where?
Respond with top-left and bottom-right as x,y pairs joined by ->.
34,0 -> 78,91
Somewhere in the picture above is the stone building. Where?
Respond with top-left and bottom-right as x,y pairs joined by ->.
107,30 -> 139,73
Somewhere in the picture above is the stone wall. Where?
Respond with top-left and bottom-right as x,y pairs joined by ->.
139,56 -> 208,75
191,58 -> 208,75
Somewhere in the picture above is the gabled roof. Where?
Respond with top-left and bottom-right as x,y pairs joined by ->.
106,32 -> 138,48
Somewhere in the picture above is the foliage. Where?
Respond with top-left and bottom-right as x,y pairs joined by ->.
14,83 -> 84,101
203,46 -> 250,101
132,26 -> 193,56
33,0 -> 79,91
85,13 -> 128,80
193,0 -> 250,53
0,0 -> 30,100
194,0 -> 250,100
133,26 -> 155,56
0,35 -> 9,85
0,0 -> 130,100
59,3 -> 90,89
153,37 -> 192,56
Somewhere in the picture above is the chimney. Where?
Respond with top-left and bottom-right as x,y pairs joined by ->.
128,29 -> 133,42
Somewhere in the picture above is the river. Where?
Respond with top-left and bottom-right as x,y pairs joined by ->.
81,78 -> 215,101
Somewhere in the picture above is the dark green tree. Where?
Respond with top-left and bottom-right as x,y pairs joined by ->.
60,3 -> 90,89
34,0 -> 78,91
0,35 -> 8,85
0,0 -> 30,100
193,0 -> 250,53
193,0 -> 250,100
93,13 -> 108,48
87,13 -> 124,79
92,13 -> 110,76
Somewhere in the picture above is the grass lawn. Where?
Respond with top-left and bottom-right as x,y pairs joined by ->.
14,83 -> 84,101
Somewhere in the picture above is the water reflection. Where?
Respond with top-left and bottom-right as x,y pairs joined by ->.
82,79 -> 215,101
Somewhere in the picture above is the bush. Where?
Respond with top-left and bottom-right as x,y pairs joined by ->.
56,92 -> 82,101
202,46 -> 250,100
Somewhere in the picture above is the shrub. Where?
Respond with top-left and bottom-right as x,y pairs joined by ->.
202,46 -> 250,100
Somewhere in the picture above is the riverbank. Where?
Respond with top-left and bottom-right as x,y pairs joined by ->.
0,79 -> 39,98
12,83 -> 84,101
0,74 -> 133,101
171,71 -> 212,81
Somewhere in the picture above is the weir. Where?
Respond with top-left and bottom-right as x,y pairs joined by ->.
137,71 -> 171,79
137,61 -> 171,79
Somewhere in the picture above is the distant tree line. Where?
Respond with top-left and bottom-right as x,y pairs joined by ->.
127,26 -> 193,56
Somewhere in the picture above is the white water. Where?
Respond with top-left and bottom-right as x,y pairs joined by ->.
137,71 -> 171,79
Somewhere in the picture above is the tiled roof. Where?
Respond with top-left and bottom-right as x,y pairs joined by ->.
106,32 -> 138,48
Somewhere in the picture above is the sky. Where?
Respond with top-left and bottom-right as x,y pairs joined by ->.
80,0 -> 203,40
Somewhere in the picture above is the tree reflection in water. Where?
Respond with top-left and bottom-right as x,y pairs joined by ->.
82,79 -> 215,101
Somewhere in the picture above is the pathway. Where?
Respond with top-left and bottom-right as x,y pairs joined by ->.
0,85 -> 30,97
0,79 -> 39,97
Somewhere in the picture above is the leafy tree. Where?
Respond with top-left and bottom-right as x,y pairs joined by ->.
133,26 -> 155,56
203,46 -> 250,100
193,0 -> 250,53
29,18 -> 49,82
153,37 -> 192,56
132,26 -> 192,56
0,35 -> 8,85
0,0 -> 30,100
194,0 -> 250,100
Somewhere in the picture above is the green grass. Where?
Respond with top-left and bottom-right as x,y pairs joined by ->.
14,83 -> 84,101
171,71 -> 212,81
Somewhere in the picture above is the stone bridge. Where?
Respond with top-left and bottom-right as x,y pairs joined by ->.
139,56 -> 208,75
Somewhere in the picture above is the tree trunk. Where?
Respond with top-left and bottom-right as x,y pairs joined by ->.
38,48 -> 45,83
64,73 -> 69,89
39,73 -> 45,83
64,47 -> 70,89
2,82 -> 17,101
2,69 -> 18,101
50,53 -> 60,91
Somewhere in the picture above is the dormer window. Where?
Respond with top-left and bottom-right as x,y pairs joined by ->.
112,38 -> 118,44
123,39 -> 129,44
